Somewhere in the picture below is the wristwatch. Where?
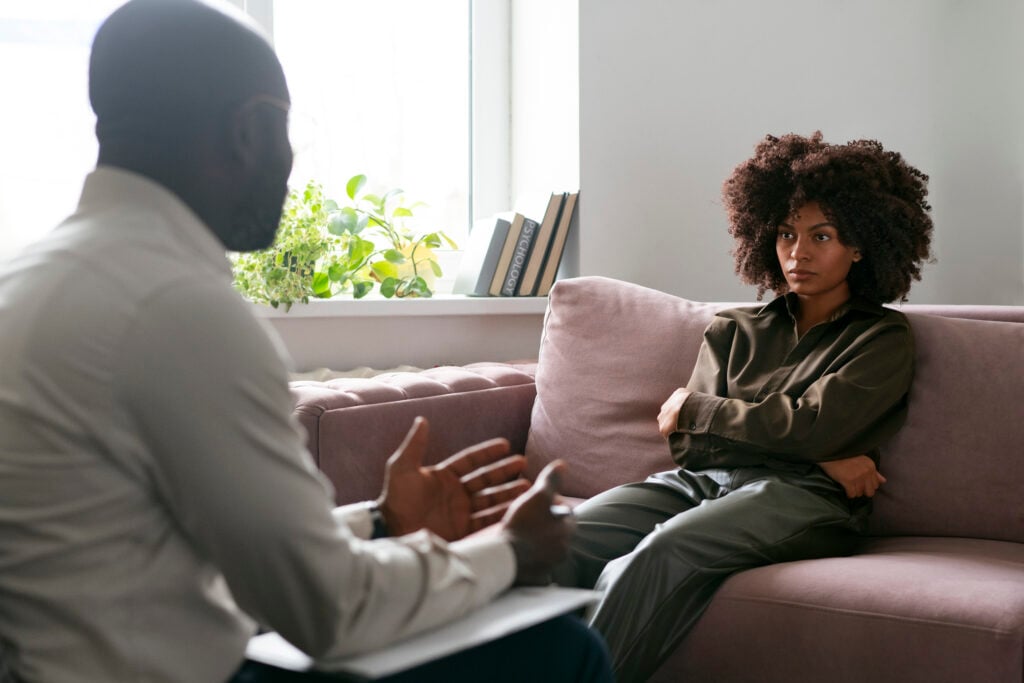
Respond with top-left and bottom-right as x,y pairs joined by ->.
368,502 -> 390,539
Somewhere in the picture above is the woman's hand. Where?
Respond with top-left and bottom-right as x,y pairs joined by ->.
819,455 -> 887,498
658,388 -> 692,438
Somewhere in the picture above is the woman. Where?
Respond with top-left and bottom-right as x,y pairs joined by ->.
553,132 -> 934,682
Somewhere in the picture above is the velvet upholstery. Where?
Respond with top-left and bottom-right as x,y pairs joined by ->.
869,313 -> 1024,543
665,536 -> 1024,683
291,362 -> 536,504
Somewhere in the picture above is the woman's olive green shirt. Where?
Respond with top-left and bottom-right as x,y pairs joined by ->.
670,293 -> 914,473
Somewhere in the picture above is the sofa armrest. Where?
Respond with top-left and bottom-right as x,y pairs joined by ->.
290,362 -> 538,505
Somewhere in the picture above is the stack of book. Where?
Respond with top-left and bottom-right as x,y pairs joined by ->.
453,191 -> 579,297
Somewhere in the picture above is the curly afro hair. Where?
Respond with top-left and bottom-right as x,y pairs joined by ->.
722,132 -> 934,303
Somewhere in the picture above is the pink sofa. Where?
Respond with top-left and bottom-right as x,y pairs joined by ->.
290,276 -> 1024,683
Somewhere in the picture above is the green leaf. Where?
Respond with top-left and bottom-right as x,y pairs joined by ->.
353,280 -> 373,299
312,271 -> 330,295
363,194 -> 385,214
429,260 -> 443,278
329,207 -> 360,235
440,231 -> 458,249
423,232 -> 442,248
346,174 -> 367,200
355,213 -> 370,234
327,212 -> 347,236
328,263 -> 344,282
323,199 -> 339,212
371,260 -> 399,279
349,237 -> 374,262
380,277 -> 398,298
384,249 -> 406,264
413,276 -> 431,294
393,207 -> 413,218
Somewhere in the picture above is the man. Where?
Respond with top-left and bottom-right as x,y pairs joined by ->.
0,1 -> 610,681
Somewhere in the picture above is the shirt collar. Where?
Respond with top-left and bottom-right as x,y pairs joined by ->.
77,166 -> 233,278
759,291 -> 886,322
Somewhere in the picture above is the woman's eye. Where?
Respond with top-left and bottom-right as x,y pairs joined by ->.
814,233 -> 831,241
777,231 -> 794,240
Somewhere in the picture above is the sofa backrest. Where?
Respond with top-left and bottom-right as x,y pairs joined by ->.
525,276 -> 1024,543
867,312 -> 1024,542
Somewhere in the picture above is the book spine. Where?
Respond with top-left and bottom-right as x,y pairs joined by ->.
472,218 -> 511,296
500,218 -> 539,296
536,192 -> 578,296
517,192 -> 566,296
489,215 -> 525,296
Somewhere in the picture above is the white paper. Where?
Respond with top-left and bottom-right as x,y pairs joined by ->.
245,586 -> 600,680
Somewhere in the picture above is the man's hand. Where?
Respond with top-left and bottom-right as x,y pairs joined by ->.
658,387 -> 692,438
501,461 -> 575,586
377,417 -> 530,541
819,454 -> 887,498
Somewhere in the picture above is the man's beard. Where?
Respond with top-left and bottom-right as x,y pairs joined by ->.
223,172 -> 288,252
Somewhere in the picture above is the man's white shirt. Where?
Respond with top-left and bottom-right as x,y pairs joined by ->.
0,167 -> 515,683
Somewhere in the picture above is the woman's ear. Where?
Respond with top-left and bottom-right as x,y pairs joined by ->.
852,249 -> 863,262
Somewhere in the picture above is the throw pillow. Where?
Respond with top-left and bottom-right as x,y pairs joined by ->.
524,276 -> 722,498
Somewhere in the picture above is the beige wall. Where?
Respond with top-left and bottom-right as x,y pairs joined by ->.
578,0 -> 1024,304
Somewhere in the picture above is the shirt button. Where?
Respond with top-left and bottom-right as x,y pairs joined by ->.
689,422 -> 697,430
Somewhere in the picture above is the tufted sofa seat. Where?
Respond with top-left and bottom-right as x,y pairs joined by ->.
290,362 -> 537,504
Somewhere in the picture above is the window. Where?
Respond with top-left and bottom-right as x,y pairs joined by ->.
0,1 -> 123,263
0,0 -> 579,289
270,0 -> 473,245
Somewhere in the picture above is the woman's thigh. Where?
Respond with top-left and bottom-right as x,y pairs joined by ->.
551,469 -> 728,589
639,471 -> 858,570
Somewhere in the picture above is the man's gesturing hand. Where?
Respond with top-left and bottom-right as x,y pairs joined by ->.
378,417 -> 530,541
501,461 -> 575,586
819,454 -> 887,498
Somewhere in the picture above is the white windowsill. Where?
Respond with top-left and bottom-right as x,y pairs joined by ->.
250,295 -> 550,319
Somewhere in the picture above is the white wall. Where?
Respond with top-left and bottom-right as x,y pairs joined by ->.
579,0 -> 1024,304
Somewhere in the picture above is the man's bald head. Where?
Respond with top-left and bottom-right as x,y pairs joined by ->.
90,0 -> 288,146
89,0 -> 294,252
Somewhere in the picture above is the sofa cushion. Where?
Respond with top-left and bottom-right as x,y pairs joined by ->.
662,536 -> 1024,683
524,277 -> 725,498
869,313 -> 1024,543
291,362 -> 538,504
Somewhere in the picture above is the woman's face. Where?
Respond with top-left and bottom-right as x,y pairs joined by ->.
776,201 -> 861,302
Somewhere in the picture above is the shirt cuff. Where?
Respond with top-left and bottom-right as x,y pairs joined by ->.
677,391 -> 724,435
449,533 -> 517,597
332,501 -> 376,540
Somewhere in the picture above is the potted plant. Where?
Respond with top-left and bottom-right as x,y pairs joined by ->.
231,177 -> 456,309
